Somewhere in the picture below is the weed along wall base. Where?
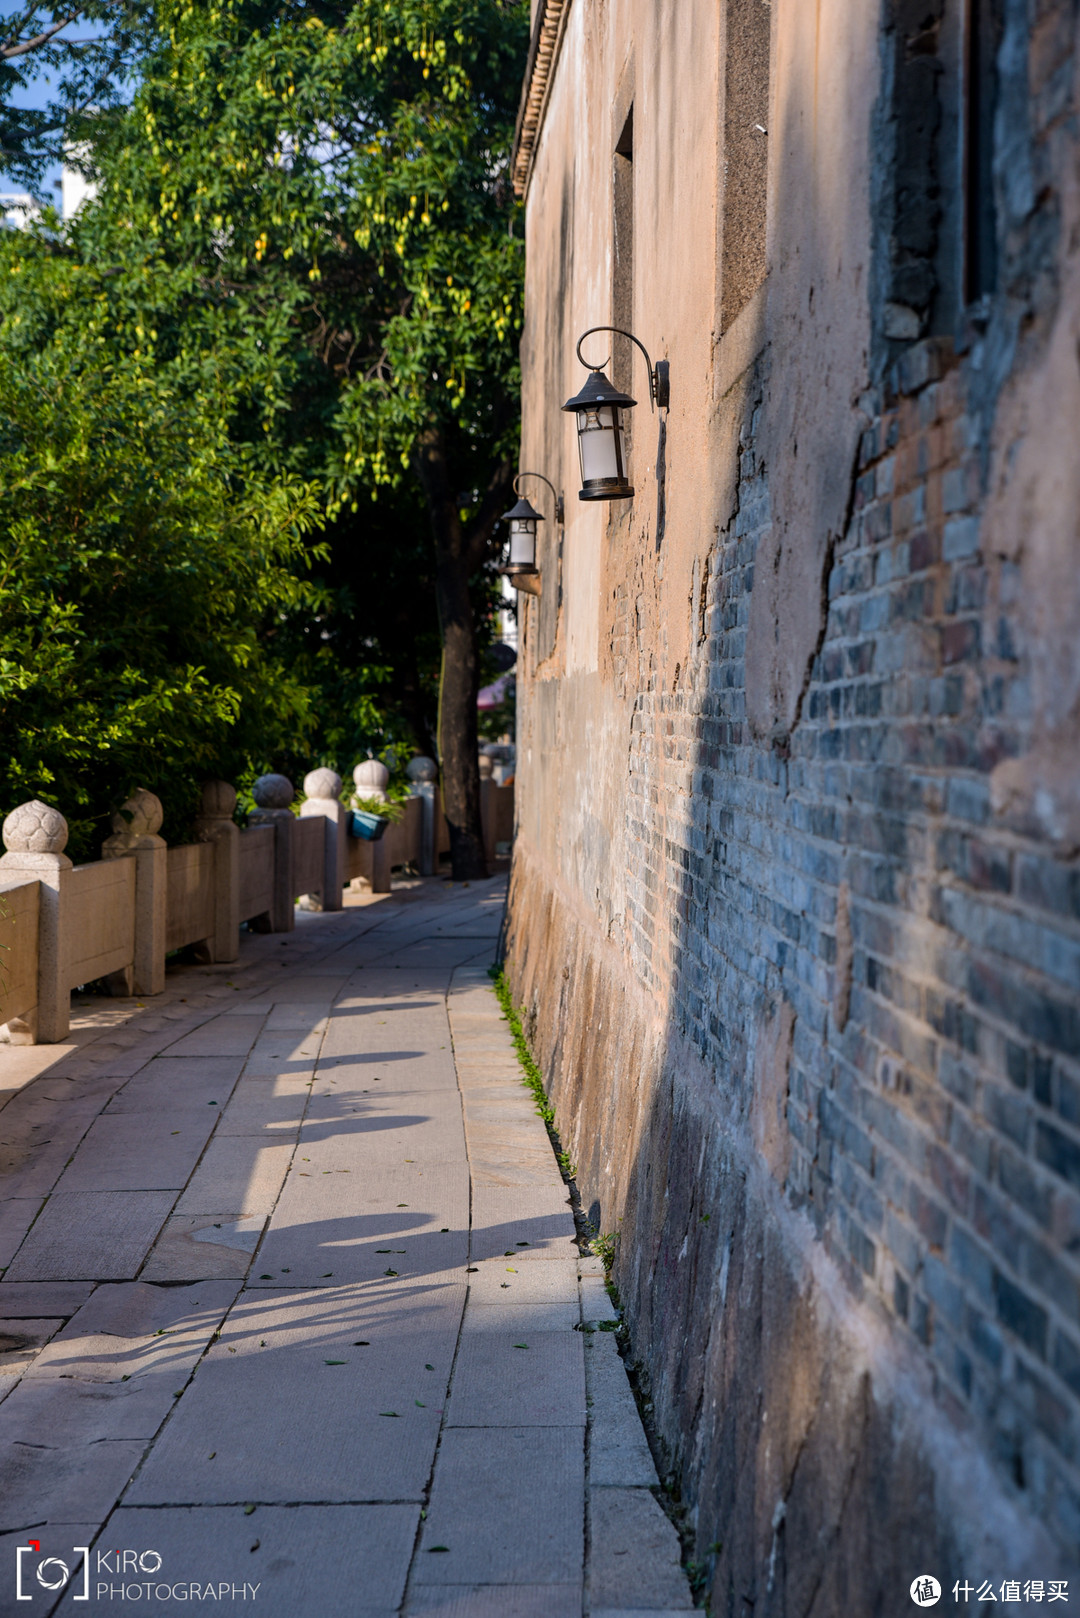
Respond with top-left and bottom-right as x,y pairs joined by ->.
506,0 -> 1080,1606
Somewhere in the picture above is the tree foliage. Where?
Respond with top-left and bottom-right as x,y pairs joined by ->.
0,236 -> 323,859
80,0 -> 527,873
0,2 -> 151,186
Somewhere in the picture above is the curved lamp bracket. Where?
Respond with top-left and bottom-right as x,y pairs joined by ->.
575,326 -> 670,411
514,470 -> 564,525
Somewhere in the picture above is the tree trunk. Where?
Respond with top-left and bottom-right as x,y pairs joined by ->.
436,558 -> 487,879
413,424 -> 502,882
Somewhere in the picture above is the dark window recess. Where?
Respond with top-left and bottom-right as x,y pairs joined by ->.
885,0 -> 945,337
719,0 -> 771,332
965,0 -> 1001,303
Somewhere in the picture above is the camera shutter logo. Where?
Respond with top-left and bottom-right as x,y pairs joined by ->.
15,1541 -> 90,1602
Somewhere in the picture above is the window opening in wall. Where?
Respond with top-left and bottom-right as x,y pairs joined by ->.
964,0 -> 1001,303
719,0 -> 770,332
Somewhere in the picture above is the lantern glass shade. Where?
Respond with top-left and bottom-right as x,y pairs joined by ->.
500,494 -> 542,574
561,369 -> 636,501
508,515 -> 537,569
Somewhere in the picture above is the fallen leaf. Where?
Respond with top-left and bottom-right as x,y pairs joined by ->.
171,1131 -> 181,1136
321,1272 -> 333,1278
376,1250 -> 392,1254
383,1269 -> 399,1277
440,1227 -> 449,1233
324,1359 -> 347,1366
354,1340 -> 370,1346
397,1203 -> 408,1208
227,1347 -> 237,1354
415,1399 -> 425,1407
514,1343 -> 529,1350
244,1504 -> 256,1516
427,1546 -> 449,1554
208,1452 -> 216,1459
466,1267 -> 478,1274
379,1411 -> 400,1418
250,1540 -> 260,1553
259,1274 -> 273,1280
517,1241 -> 530,1247
505,1267 -> 517,1273
425,1363 -> 434,1370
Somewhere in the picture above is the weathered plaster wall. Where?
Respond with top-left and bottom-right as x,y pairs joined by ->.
509,0 -> 1080,1605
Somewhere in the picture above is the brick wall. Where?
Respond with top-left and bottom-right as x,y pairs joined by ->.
507,0 -> 1080,1600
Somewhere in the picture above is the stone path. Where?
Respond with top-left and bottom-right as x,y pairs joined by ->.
0,876 -> 693,1617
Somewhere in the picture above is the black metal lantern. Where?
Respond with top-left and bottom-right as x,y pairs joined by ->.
562,327 -> 670,503
501,493 -> 542,574
499,471 -> 564,583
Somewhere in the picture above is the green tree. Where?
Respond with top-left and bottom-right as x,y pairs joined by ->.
0,233 -> 323,860
80,0 -> 527,877
0,3 -> 150,186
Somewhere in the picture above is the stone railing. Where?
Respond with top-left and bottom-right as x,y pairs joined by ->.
0,762 -> 514,1045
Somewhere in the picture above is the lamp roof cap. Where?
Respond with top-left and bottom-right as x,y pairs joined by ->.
501,493 -> 544,524
561,367 -> 636,412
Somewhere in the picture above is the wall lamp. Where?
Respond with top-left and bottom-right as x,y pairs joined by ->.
499,471 -> 563,594
561,326 -> 670,502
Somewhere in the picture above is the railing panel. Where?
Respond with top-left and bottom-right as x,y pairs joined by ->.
165,843 -> 214,954
0,878 -> 39,1026
238,825 -> 274,922
292,815 -> 323,900
66,858 -> 135,987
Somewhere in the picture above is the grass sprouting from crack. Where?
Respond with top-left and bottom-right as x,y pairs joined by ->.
491,968 -> 577,1181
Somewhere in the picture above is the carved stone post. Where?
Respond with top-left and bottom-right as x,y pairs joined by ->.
248,774 -> 295,932
353,761 -> 390,892
101,788 -> 167,995
194,780 -> 240,963
406,756 -> 438,877
353,757 -> 390,803
0,801 -> 72,1042
300,768 -> 346,912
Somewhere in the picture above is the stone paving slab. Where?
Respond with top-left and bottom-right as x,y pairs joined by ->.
587,1490 -> 693,1612
466,1256 -> 580,1304
173,1137 -> 294,1218
0,1198 -> 45,1268
584,1336 -> 659,1489
126,1280 -> 463,1505
102,1057 -> 246,1112
52,1114 -> 216,1194
54,1504 -> 417,1618
406,1586 -> 583,1617
141,1216 -> 264,1282
6,1192 -> 176,1282
161,1015 -> 267,1059
0,1281 -> 93,1316
446,1330 -> 585,1427
415,1426 -> 585,1583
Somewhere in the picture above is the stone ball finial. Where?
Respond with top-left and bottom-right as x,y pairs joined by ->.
354,759 -> 390,796
478,754 -> 494,780
304,767 -> 342,801
110,787 -> 163,839
3,800 -> 68,855
201,780 -> 237,819
252,773 -> 295,810
405,755 -> 438,784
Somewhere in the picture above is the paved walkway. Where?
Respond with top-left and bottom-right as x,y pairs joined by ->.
0,877 -> 693,1618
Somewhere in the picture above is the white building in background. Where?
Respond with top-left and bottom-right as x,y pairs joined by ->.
0,192 -> 41,230
61,155 -> 97,219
